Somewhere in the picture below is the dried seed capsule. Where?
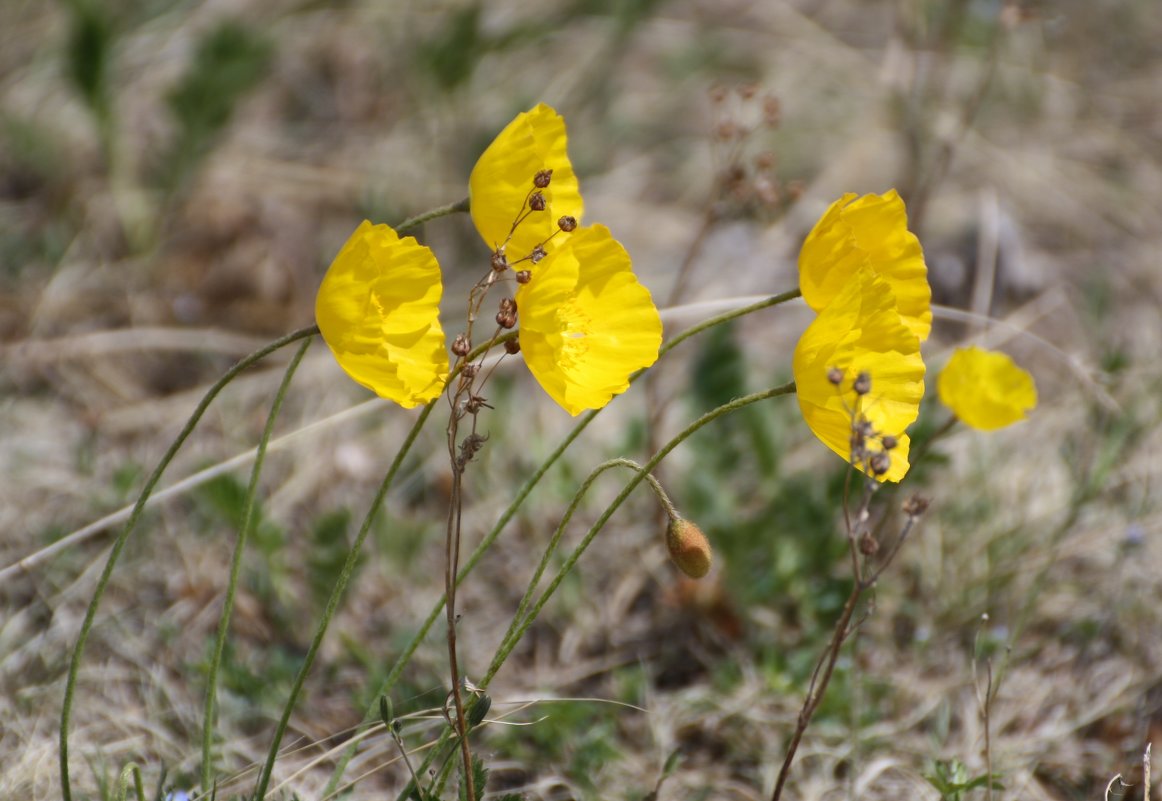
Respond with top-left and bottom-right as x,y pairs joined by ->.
515,269 -> 532,284
496,297 -> 517,329
529,245 -> 547,264
558,215 -> 577,232
529,191 -> 546,211
451,333 -> 471,357
869,451 -> 891,476
490,250 -> 508,272
853,372 -> 871,395
827,367 -> 844,385
666,518 -> 712,579
534,169 -> 553,188
881,435 -> 898,451
503,338 -> 521,355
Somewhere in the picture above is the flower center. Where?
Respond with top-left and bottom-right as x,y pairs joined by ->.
555,299 -> 591,369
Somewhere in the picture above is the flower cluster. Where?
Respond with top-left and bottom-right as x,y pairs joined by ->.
793,191 -> 930,482
315,104 -> 662,417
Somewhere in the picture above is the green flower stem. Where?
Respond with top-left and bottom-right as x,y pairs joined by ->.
252,399 -> 436,801
115,762 -> 146,801
482,382 -> 796,688
58,324 -> 318,801
326,287 -> 803,796
487,458 -> 671,681
201,337 -> 312,791
395,197 -> 470,233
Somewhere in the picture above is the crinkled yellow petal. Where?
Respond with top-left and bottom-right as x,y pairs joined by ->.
938,346 -> 1037,431
799,190 -> 932,342
468,103 -> 584,259
793,268 -> 926,482
516,224 -> 661,415
315,221 -> 448,408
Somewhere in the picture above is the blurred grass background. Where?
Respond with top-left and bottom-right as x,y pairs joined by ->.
2,1 -> 1160,799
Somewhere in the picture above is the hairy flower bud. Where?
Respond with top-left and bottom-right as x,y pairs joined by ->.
666,518 -> 712,579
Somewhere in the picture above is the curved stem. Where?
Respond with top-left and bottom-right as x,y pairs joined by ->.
252,400 -> 437,800
396,198 -> 470,233
58,324 -> 318,801
486,458 -> 672,681
483,383 -> 796,687
201,337 -> 312,790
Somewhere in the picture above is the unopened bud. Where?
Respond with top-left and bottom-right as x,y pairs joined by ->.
853,372 -> 871,395
529,192 -> 546,211
490,250 -> 508,272
827,367 -> 844,385
533,169 -> 553,188
558,215 -> 577,232
451,333 -> 471,357
503,338 -> 521,355
515,270 -> 532,284
666,518 -> 712,579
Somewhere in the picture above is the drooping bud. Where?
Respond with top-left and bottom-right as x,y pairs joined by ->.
666,518 -> 712,579
558,215 -> 577,232
533,169 -> 553,188
529,191 -> 546,212
451,333 -> 471,357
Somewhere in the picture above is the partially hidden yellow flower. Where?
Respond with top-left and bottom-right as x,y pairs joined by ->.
799,190 -> 931,342
937,346 -> 1037,430
315,221 -> 448,408
468,103 -> 584,258
516,224 -> 662,416
793,268 -> 926,482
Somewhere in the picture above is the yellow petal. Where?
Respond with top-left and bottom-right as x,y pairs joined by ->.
516,225 -> 661,415
799,190 -> 932,342
315,221 -> 448,408
938,346 -> 1037,430
468,104 -> 584,259
793,268 -> 926,482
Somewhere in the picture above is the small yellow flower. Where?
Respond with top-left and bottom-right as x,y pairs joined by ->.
938,346 -> 1037,430
468,104 -> 584,258
315,221 -> 448,408
516,224 -> 662,416
799,190 -> 931,342
793,269 -> 926,482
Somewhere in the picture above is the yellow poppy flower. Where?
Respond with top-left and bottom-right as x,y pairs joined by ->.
515,224 -> 662,416
468,104 -> 584,258
793,268 -> 926,482
315,221 -> 448,408
799,190 -> 931,342
937,346 -> 1037,430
